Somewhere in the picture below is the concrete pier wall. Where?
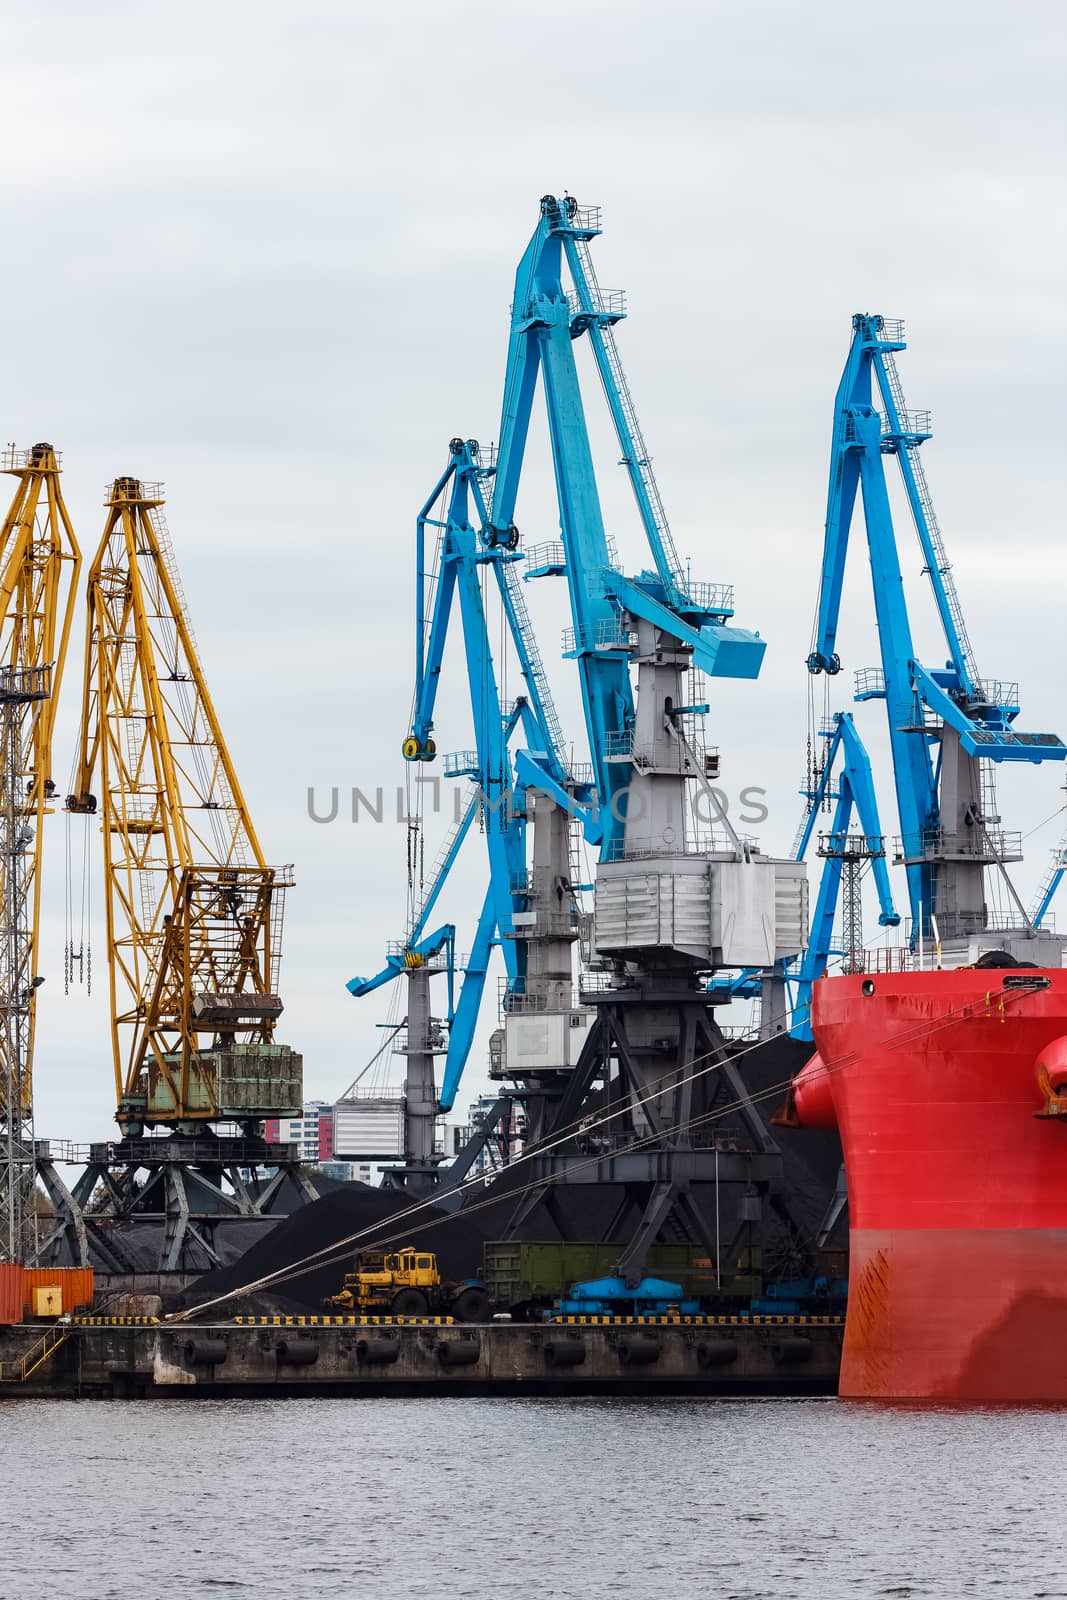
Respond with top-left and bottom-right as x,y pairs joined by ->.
0,1316 -> 843,1398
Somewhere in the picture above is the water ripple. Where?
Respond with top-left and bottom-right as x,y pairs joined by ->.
2,1394 -> 1064,1598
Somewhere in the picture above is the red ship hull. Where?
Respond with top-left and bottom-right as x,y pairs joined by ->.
793,967 -> 1067,1401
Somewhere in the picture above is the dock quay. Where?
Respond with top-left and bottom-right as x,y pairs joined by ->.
0,1315 -> 844,1399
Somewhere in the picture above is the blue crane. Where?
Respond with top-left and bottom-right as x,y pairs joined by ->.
1033,832 -> 1067,929
708,713 -> 898,1038
807,314 -> 1065,944
482,196 -> 808,1284
487,194 -> 765,860
347,437 -> 593,1125
347,925 -> 456,1009
790,713 -> 900,1039
348,439 -> 523,1116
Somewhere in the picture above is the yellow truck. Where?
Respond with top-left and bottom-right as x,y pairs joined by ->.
325,1246 -> 489,1323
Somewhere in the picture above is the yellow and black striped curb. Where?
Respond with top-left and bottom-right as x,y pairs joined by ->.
550,1314 -> 844,1326
232,1314 -> 456,1326
70,1312 -> 843,1329
73,1316 -> 161,1326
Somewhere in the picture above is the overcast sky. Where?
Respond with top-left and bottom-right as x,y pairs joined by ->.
2,0 -> 1063,1143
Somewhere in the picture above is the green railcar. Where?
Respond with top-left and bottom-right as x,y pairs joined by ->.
483,1240 -> 761,1315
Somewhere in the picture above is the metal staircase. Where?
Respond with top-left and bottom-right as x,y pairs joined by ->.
0,1323 -> 68,1383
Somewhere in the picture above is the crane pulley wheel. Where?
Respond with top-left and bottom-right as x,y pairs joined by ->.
806,650 -> 841,676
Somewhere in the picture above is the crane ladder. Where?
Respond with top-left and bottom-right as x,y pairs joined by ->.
571,234 -> 687,597
500,560 -> 568,767
878,348 -> 980,687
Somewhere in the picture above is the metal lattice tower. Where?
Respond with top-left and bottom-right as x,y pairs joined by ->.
0,666 -> 49,1261
817,829 -> 884,977
840,858 -> 864,976
0,444 -> 80,1264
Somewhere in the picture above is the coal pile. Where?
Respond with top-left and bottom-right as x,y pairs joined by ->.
86,1216 -> 279,1276
179,1181 -> 504,1316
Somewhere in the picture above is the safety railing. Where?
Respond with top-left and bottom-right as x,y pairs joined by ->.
596,618 -> 635,650
894,828 -> 1023,863
881,409 -> 931,439
105,478 -> 164,504
971,679 -> 1020,709
562,620 -> 635,655
86,1136 -> 301,1164
853,667 -> 885,698
602,728 -> 634,758
501,990 -> 550,1016
985,909 -> 1043,932
851,946 -> 915,974
677,579 -> 734,614
523,541 -> 566,573
499,977 -> 587,1014
0,663 -> 52,704
562,202 -> 601,233
872,317 -> 905,343
841,411 -> 930,445
2,444 -> 62,471
384,940 -> 451,970
566,287 -> 626,320
816,831 -> 886,859
443,750 -> 479,778
392,1027 -> 448,1056
578,970 -> 615,996
600,835 -> 751,863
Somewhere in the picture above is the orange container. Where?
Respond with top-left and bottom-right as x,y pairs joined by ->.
0,1263 -> 25,1324
21,1267 -> 94,1316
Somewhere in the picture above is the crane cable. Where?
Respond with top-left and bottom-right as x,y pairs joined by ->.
405,479 -> 448,930
63,795 -> 92,996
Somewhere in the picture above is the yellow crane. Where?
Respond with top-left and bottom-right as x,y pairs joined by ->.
0,444 -> 80,1262
66,476 -> 301,1138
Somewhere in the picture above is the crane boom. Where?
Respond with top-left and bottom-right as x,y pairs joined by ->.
67,476 -> 299,1135
0,443 -> 80,1261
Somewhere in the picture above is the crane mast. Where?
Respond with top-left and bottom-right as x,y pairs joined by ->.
0,444 -> 80,1263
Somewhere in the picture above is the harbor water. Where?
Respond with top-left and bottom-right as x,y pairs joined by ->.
4,1394 -> 1065,1599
